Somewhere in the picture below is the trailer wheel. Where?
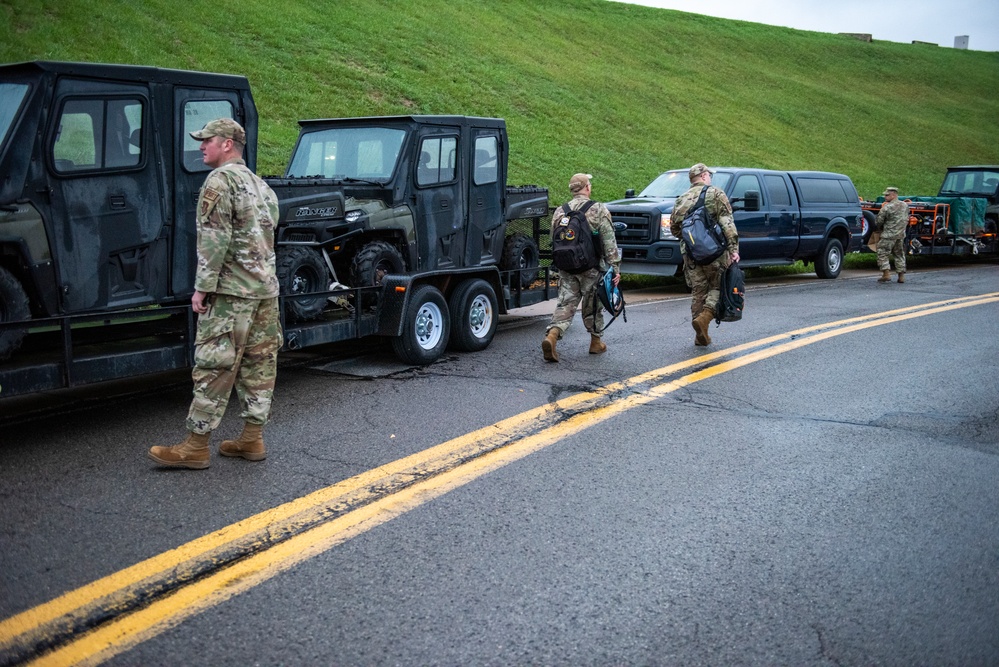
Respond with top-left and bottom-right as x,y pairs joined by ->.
862,211 -> 877,248
501,233 -> 540,289
277,246 -> 328,321
0,266 -> 30,361
392,284 -> 450,365
814,238 -> 843,279
448,278 -> 498,352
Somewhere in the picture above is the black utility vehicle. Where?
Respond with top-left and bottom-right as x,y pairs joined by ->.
606,167 -> 864,278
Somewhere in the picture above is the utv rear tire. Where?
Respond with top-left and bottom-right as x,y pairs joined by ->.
391,284 -> 450,365
0,266 -> 30,361
277,246 -> 328,321
501,233 -> 540,289
448,278 -> 498,352
814,238 -> 844,279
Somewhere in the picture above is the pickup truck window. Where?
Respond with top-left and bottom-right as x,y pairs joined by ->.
765,175 -> 792,206
940,169 -> 999,196
796,177 -> 853,204
182,100 -> 233,172
731,174 -> 763,202
0,83 -> 28,151
53,97 -> 143,173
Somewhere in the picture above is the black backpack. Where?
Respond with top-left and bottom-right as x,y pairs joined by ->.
680,187 -> 727,266
715,261 -> 745,324
552,200 -> 600,273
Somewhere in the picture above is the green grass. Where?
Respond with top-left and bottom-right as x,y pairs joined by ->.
2,0 -> 997,201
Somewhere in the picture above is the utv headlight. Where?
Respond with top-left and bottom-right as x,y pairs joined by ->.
345,209 -> 363,223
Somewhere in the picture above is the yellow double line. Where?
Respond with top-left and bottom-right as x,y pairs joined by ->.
3,292 -> 997,666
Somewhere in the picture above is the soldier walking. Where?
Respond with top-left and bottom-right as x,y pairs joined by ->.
149,118 -> 283,469
875,186 -> 909,283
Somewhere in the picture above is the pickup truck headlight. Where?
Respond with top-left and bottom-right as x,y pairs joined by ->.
659,214 -> 677,240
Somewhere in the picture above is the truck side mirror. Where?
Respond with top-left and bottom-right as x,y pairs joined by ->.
732,190 -> 761,212
625,189 -> 635,198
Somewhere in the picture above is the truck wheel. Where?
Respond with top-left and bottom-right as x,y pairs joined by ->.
277,246 -> 328,321
391,284 -> 450,365
0,266 -> 31,361
501,233 -> 540,289
862,211 -> 877,248
448,278 -> 498,352
815,238 -> 844,279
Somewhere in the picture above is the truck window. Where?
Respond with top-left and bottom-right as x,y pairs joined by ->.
940,169 -> 999,196
182,100 -> 234,172
764,175 -> 791,206
731,174 -> 763,203
473,136 -> 498,185
417,136 -> 457,186
52,98 -> 143,173
796,177 -> 852,204
286,127 -> 405,179
0,83 -> 29,152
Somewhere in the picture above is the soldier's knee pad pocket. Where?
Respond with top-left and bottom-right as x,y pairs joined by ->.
194,314 -> 237,370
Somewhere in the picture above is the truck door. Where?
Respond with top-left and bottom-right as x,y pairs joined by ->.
415,129 -> 463,270
171,90 -> 249,298
728,172 -> 774,260
763,173 -> 800,257
47,82 -> 165,313
465,129 -> 504,266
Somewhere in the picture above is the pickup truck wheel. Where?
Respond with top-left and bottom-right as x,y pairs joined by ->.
448,278 -> 498,352
0,266 -> 31,361
862,211 -> 877,248
277,247 -> 328,321
501,233 -> 540,289
814,238 -> 844,279
392,284 -> 450,365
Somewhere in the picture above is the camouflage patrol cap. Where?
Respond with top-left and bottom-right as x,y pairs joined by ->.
688,163 -> 715,181
569,173 -> 593,193
189,118 -> 246,144
882,186 -> 899,196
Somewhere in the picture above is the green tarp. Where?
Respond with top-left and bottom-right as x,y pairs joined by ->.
878,195 -> 989,235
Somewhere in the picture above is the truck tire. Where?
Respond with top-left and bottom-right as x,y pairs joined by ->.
501,233 -> 540,289
814,238 -> 844,279
391,284 -> 450,365
448,278 -> 498,352
862,210 -> 877,248
277,246 -> 328,321
0,266 -> 30,361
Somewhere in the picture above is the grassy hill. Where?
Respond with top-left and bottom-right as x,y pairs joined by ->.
3,0 -> 997,201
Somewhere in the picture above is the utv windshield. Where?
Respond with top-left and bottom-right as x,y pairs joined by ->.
0,83 -> 29,151
939,169 -> 999,197
286,126 -> 406,180
639,170 -> 731,197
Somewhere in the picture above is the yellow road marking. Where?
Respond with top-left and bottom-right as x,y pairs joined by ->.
4,292 -> 997,665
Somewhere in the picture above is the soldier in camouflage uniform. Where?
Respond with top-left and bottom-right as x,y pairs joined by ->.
149,118 -> 283,470
670,164 -> 740,347
542,173 -> 621,362
875,186 -> 909,283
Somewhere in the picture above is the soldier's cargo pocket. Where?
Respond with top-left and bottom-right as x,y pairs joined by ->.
194,314 -> 237,370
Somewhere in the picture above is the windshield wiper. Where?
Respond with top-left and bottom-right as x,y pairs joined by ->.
341,176 -> 385,186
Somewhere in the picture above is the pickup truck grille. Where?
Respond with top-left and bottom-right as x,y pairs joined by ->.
611,212 -> 653,243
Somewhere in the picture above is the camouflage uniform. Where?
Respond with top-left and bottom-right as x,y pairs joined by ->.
875,197 -> 909,273
670,184 -> 739,318
546,195 -> 620,338
186,159 -> 283,434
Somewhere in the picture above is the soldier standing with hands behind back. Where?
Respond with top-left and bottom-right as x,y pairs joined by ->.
875,186 -> 909,283
148,118 -> 283,470
670,163 -> 740,347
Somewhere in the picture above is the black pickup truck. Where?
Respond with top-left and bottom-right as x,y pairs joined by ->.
607,167 -> 865,278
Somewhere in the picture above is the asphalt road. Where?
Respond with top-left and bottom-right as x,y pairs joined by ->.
1,262 -> 997,666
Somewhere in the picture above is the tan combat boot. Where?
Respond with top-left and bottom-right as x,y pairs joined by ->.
220,422 -> 267,461
589,334 -> 607,355
542,328 -> 559,362
692,308 -> 713,346
897,272 -> 905,283
878,269 -> 891,283
148,432 -> 211,470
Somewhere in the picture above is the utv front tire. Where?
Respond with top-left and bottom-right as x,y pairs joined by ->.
277,246 -> 328,321
392,284 -> 450,365
0,266 -> 30,360
448,278 -> 498,352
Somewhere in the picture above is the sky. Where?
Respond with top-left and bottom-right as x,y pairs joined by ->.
610,0 -> 999,52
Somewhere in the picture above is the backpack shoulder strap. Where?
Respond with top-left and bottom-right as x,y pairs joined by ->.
579,200 -> 595,215
695,186 -> 708,207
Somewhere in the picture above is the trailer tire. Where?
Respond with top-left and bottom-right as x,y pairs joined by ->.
501,233 -> 540,289
448,278 -> 497,352
0,266 -> 30,361
814,238 -> 843,279
392,284 -> 450,365
277,246 -> 328,321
